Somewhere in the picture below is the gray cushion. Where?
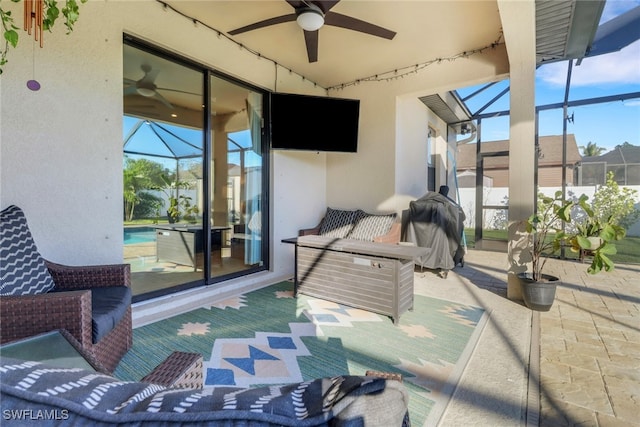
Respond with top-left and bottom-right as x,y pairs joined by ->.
348,210 -> 397,241
318,207 -> 357,239
50,285 -> 132,343
0,356 -> 407,426
90,286 -> 132,344
0,205 -> 55,296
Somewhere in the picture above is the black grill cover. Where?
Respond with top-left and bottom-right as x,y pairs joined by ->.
403,192 -> 466,270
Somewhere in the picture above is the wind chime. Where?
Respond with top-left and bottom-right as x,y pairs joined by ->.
23,0 -> 45,48
23,0 -> 44,91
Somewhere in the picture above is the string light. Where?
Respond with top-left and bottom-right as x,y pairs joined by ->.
327,32 -> 504,91
155,0 -> 503,94
155,0 -> 320,90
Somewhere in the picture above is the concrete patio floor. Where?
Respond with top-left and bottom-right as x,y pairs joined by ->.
419,249 -> 639,427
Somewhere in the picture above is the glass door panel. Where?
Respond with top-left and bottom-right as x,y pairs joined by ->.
123,43 -> 204,298
209,75 -> 264,277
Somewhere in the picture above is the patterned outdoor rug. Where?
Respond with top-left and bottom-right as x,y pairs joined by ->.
115,281 -> 488,426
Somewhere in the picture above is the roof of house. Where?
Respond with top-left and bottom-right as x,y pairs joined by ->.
456,134 -> 582,169
581,145 -> 640,164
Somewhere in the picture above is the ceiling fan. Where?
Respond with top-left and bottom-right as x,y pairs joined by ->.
228,0 -> 396,63
123,64 -> 198,109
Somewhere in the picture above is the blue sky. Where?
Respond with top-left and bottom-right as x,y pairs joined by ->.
458,0 -> 640,153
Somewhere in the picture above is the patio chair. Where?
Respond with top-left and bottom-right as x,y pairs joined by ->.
0,205 -> 132,373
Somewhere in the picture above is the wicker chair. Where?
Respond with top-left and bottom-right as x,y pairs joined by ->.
0,206 -> 132,373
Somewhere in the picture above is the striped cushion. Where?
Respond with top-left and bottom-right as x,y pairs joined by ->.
0,205 -> 55,296
349,210 -> 397,241
318,208 -> 357,239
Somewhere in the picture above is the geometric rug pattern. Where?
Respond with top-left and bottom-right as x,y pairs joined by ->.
114,281 -> 488,426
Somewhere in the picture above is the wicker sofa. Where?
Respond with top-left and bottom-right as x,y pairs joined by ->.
0,356 -> 410,426
299,207 -> 400,243
0,205 -> 132,373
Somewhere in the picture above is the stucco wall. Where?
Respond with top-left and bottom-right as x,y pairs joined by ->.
324,46 -> 508,215
0,1 -> 324,284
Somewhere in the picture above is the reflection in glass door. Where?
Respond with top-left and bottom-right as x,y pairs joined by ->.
209,75 -> 264,277
123,39 -> 267,301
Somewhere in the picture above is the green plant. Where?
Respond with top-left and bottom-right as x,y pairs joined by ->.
591,171 -> 640,230
1,0 -> 86,73
154,174 -> 199,223
123,157 -> 169,221
525,191 -> 573,281
525,191 -> 625,280
568,194 -> 626,274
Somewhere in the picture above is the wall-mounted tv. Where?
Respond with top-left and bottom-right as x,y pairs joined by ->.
270,92 -> 360,153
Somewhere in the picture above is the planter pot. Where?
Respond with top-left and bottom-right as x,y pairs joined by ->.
586,236 -> 603,249
167,211 -> 178,224
517,272 -> 560,312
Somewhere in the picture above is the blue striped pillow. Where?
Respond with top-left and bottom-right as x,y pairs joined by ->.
0,205 -> 55,296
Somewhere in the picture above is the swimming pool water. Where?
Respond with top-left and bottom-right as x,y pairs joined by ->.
124,227 -> 156,245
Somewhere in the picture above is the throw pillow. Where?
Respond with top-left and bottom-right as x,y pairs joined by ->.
348,210 -> 397,241
318,207 -> 357,239
0,205 -> 56,296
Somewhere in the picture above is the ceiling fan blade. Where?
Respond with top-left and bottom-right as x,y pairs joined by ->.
303,30 -> 319,63
152,92 -> 174,109
229,14 -> 297,35
285,0 -> 305,8
123,85 -> 138,96
324,12 -> 396,40
311,0 -> 341,14
123,77 -> 137,85
140,66 -> 160,84
157,87 -> 202,96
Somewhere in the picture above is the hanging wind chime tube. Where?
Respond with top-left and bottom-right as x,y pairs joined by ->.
24,0 -> 45,48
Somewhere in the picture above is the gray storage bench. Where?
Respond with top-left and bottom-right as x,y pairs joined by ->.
294,235 -> 427,324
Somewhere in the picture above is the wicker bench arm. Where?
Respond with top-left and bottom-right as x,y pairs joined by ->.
141,352 -> 203,389
46,261 -> 131,290
299,223 -> 322,236
0,290 -> 93,347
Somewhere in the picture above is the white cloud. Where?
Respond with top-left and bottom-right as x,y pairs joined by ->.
601,0 -> 640,23
538,40 -> 640,87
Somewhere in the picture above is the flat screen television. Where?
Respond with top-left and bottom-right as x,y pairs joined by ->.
270,93 -> 360,152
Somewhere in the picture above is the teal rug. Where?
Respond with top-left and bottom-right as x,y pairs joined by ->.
115,281 -> 487,426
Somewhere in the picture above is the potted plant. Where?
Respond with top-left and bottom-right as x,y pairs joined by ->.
520,191 -> 625,311
568,194 -> 626,274
519,191 -> 572,311
154,174 -> 199,224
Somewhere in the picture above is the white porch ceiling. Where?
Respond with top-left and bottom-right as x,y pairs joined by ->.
162,0 -> 505,89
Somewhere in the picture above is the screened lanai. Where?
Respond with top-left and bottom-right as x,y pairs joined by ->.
422,4 -> 640,262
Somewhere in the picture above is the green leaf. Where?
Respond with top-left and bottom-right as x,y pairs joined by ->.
576,235 -> 591,249
587,256 -> 603,274
600,253 -> 615,272
599,243 -> 617,255
4,29 -> 18,48
557,203 -> 572,222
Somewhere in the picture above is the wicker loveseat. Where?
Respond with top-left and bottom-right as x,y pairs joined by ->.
299,207 -> 400,244
0,356 -> 410,426
0,205 -> 132,373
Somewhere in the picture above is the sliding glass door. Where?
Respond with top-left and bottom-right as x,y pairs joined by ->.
123,38 -> 267,301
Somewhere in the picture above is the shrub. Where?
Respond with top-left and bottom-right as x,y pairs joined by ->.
592,171 -> 640,229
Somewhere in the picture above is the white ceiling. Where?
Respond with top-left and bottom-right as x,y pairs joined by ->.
125,1 -> 605,125
163,0 -> 504,90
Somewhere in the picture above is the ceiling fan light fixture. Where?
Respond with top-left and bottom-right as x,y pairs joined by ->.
297,8 -> 324,31
136,86 -> 156,97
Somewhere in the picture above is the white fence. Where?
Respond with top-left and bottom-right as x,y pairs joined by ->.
457,186 -> 640,237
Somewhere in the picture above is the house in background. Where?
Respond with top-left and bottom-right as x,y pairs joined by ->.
579,144 -> 640,186
456,135 -> 582,188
